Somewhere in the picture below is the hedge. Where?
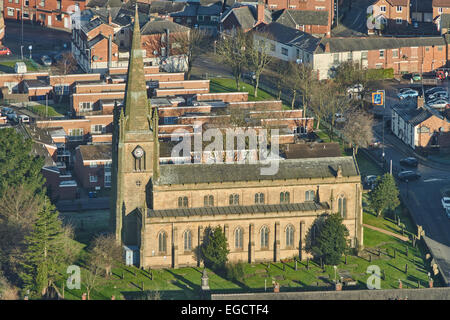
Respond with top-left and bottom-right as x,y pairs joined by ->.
366,68 -> 394,80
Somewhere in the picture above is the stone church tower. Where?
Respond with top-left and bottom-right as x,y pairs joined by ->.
111,7 -> 159,253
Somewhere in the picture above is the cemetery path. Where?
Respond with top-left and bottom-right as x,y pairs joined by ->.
363,224 -> 409,242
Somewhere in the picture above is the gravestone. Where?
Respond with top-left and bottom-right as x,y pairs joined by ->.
306,258 -> 309,270
295,260 -> 298,271
369,255 -> 372,263
405,264 -> 408,274
378,248 -> 381,256
345,255 -> 347,265
406,246 -> 408,257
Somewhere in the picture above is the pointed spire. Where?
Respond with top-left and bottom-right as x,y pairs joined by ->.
124,5 -> 151,131
153,107 -> 160,180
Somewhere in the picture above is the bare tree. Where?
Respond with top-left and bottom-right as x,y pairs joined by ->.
172,29 -> 210,80
54,52 -> 78,75
309,80 -> 331,130
287,62 -> 315,110
247,33 -> 273,98
216,29 -> 250,91
272,60 -> 290,100
83,256 -> 102,301
90,233 -> 123,278
342,109 -> 374,154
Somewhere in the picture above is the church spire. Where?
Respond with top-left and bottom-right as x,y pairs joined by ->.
124,5 -> 151,131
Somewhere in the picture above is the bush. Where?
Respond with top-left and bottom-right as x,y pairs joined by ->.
225,262 -> 245,282
367,68 -> 394,80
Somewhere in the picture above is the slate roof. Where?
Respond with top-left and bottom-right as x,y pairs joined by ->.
78,144 -> 112,161
222,5 -> 271,29
148,201 -> 330,218
87,33 -> 107,48
315,36 -> 446,54
257,22 -> 321,53
386,0 -> 409,5
80,17 -> 103,33
155,156 -> 359,185
86,0 -> 124,9
392,105 -> 433,126
141,19 -> 190,35
274,9 -> 328,27
149,1 -> 186,15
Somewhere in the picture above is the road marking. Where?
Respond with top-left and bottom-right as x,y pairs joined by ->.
424,178 -> 445,182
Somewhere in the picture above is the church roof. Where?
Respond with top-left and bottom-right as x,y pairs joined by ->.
155,156 -> 359,185
124,6 -> 152,131
148,201 -> 330,218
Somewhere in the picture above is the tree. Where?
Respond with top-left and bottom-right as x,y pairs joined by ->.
306,214 -> 349,265
247,33 -> 272,98
173,29 -> 210,80
273,60 -> 290,100
341,109 -> 374,154
54,52 -> 78,75
0,272 -> 19,300
216,30 -> 250,91
200,226 -> 229,273
309,80 -> 334,130
333,61 -> 369,102
90,233 -> 123,278
83,251 -> 103,300
370,173 -> 400,217
19,201 -> 70,297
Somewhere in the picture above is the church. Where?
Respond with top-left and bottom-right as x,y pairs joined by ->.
111,9 -> 364,269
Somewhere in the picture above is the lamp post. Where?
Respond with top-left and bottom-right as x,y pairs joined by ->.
333,265 -> 337,283
28,45 -> 32,60
21,46 -> 24,61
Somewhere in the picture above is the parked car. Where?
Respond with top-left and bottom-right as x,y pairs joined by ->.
425,87 -> 446,95
426,99 -> 450,109
18,114 -> 30,123
445,207 -> 450,218
442,197 -> 450,210
0,47 -> 11,56
411,73 -> 422,82
6,112 -> 17,122
428,91 -> 448,100
398,87 -> 413,93
397,89 -> 419,100
41,55 -> 52,66
399,157 -> 418,167
1,107 -> 13,116
398,170 -> 421,182
364,175 -> 378,189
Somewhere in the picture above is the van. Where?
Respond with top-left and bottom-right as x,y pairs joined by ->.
18,114 -> 30,123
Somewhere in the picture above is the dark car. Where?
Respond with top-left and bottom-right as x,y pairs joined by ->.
398,171 -> 421,182
399,157 -> 418,167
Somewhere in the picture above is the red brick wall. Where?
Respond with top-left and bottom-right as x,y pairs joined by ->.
109,66 -> 160,75
196,92 -> 249,102
417,113 -> 450,148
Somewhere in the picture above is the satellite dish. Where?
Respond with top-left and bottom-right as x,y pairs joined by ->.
92,55 -> 99,61
153,50 -> 158,55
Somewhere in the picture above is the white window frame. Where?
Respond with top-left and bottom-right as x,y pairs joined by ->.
89,175 -> 98,183
396,18 -> 402,24
396,6 -> 402,12
7,8 -> 14,16
380,6 -> 386,12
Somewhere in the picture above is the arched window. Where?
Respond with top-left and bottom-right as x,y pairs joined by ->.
286,225 -> 294,247
204,195 -> 214,207
280,191 -> 290,204
234,227 -> 243,249
260,226 -> 269,249
305,190 -> 315,201
158,231 -> 167,254
229,194 -> 239,205
338,195 -> 347,218
178,196 -> 188,208
255,192 -> 265,204
183,230 -> 192,251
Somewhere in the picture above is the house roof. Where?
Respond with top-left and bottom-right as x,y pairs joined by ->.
315,36 -> 446,54
284,142 -> 342,159
149,1 -> 186,15
257,22 -> 321,53
274,9 -> 329,27
78,144 -> 112,161
392,105 -> 433,126
87,33 -> 107,48
386,0 -> 410,6
148,201 -> 330,218
155,156 -> 359,185
86,0 -> 124,9
222,5 -> 271,29
80,17 -> 104,33
433,0 -> 450,7
141,19 -> 190,35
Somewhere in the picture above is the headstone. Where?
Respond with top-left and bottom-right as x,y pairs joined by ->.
345,254 -> 347,265
417,280 -> 420,288
398,280 -> 402,289
405,264 -> 408,274
142,281 -> 144,291
378,248 -> 381,256
382,270 -> 385,280
429,279 -> 434,288
406,246 -> 408,257
295,260 -> 298,271
201,268 -> 210,291
369,254 -> 372,263
273,282 -> 280,293
306,258 -> 309,270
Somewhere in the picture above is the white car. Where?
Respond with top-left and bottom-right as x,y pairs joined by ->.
347,84 -> 364,93
426,99 -> 449,109
425,87 -> 446,95
442,197 -> 450,210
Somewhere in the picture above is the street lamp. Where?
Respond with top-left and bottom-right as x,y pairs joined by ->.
333,265 -> 337,283
28,45 -> 32,60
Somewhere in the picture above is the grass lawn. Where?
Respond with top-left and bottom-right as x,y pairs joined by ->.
26,104 -> 64,117
0,59 -> 39,73
209,78 -> 291,109
356,151 -> 383,177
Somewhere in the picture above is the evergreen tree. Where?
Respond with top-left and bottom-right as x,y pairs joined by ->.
370,173 -> 400,217
200,226 -> 229,273
20,201 -> 67,297
307,214 -> 349,265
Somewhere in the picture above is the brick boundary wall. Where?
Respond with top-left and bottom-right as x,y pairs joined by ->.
211,287 -> 450,300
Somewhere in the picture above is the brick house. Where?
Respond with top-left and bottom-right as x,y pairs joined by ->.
170,2 -> 222,35
433,0 -> 450,21
264,0 -> 335,30
391,103 -> 450,152
74,143 -> 112,189
221,3 -> 271,33
272,8 -> 330,37
3,0 -> 86,30
369,0 -> 411,33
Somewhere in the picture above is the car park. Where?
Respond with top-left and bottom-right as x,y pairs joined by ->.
428,91 -> 448,100
397,89 -> 419,99
398,171 -> 421,182
399,157 -> 418,167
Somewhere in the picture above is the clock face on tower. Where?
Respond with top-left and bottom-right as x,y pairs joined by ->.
133,146 -> 144,159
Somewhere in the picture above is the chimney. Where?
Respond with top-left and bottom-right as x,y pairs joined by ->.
256,3 -> 265,24
107,5 -> 112,24
336,165 -> 342,178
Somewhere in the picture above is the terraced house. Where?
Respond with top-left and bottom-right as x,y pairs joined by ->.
112,9 -> 363,269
